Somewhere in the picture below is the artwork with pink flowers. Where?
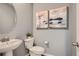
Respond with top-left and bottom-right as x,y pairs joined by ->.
36,10 -> 48,29
36,6 -> 68,29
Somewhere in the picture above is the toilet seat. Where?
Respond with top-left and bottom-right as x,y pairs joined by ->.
29,46 -> 45,55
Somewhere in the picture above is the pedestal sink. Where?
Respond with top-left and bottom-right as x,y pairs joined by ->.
0,39 -> 22,56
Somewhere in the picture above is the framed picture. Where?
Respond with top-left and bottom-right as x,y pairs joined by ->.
36,10 -> 48,29
48,6 -> 68,29
36,6 -> 68,29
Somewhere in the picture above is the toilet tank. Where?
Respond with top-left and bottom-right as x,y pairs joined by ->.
24,38 -> 34,49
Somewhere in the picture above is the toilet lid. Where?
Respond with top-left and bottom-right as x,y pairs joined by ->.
30,46 -> 45,54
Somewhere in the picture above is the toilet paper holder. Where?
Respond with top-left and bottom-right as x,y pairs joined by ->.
44,41 -> 49,48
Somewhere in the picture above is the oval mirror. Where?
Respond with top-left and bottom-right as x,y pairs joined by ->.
0,3 -> 16,34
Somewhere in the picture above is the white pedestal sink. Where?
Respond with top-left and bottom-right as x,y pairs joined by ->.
0,39 -> 22,56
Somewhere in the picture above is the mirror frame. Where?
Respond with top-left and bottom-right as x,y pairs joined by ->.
0,3 -> 17,34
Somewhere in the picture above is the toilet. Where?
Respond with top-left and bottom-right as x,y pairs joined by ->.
24,38 -> 45,56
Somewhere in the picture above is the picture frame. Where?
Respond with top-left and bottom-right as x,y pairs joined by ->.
36,6 -> 68,29
36,10 -> 48,29
48,6 -> 68,29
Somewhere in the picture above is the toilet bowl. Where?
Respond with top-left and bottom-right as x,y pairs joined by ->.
24,38 -> 45,56
29,46 -> 45,56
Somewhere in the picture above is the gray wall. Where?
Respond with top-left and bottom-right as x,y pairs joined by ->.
9,3 -> 33,56
33,3 -> 76,56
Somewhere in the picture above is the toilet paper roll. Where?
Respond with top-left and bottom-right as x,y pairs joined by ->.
44,41 -> 49,48
44,41 -> 49,44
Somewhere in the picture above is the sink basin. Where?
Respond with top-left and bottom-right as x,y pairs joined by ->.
0,39 -> 22,54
